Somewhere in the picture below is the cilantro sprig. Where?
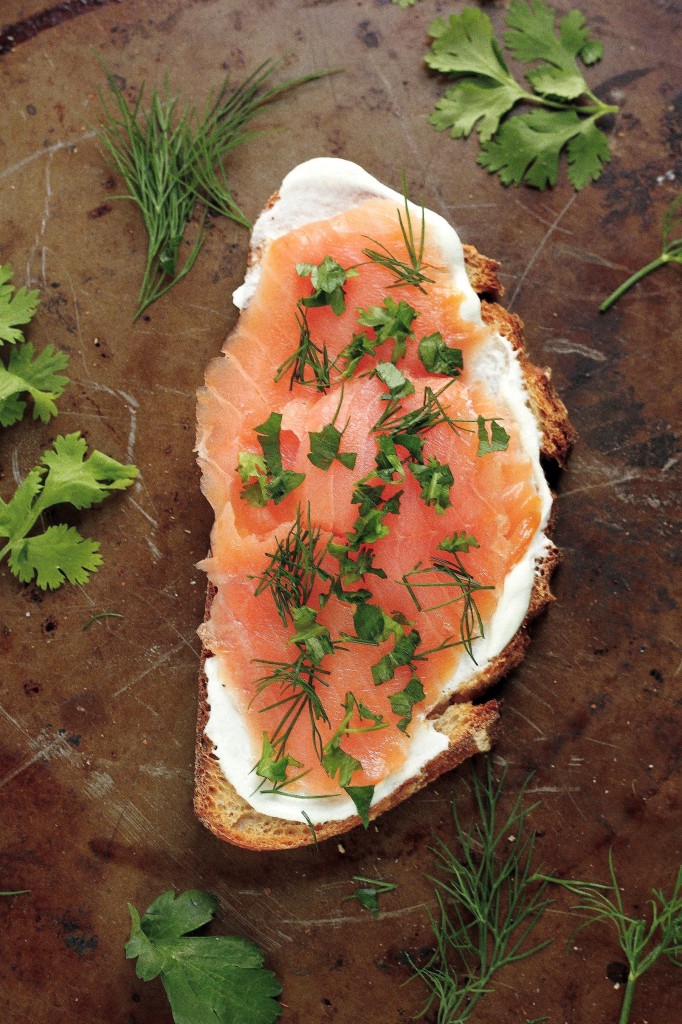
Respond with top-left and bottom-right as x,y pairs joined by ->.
0,265 -> 40,345
601,193 -> 682,311
0,265 -> 70,427
0,432 -> 137,589
125,890 -> 282,1024
425,1 -> 618,190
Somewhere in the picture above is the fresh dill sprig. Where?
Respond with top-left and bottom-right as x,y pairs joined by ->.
97,72 -> 203,319
400,553 -> 493,661
275,305 -> 334,391
411,761 -> 552,1024
601,192 -> 682,312
253,651 -> 331,772
362,176 -> 436,292
252,505 -> 330,625
536,852 -> 682,1024
97,59 -> 327,319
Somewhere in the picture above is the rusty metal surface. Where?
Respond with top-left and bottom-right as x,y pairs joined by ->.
1,1 -> 680,1021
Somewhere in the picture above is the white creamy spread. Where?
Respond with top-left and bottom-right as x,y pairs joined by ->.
204,158 -> 553,824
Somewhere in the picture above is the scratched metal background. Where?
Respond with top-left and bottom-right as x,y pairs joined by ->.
1,1 -> 680,1021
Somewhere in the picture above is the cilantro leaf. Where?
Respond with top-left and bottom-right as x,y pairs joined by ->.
344,785 -> 374,828
476,417 -> 510,456
255,732 -> 302,788
308,422 -> 356,472
0,432 -> 137,589
417,332 -> 463,376
296,256 -> 358,316
504,1 -> 603,79
426,9 -> 518,85
344,875 -> 397,916
425,2 -> 617,190
409,456 -> 455,514
438,530 -> 480,554
0,265 -> 40,345
0,343 -> 70,426
125,890 -> 282,1024
9,524 -> 103,589
357,298 -> 418,363
372,627 -> 421,685
479,107 -> 611,190
238,413 -> 305,506
388,674 -> 425,733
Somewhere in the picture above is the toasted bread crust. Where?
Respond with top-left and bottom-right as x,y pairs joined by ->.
194,225 -> 575,850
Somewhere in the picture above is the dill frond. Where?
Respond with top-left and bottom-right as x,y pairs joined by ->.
411,761 -> 552,1023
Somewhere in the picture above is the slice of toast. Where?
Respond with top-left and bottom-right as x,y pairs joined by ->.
194,160 -> 575,850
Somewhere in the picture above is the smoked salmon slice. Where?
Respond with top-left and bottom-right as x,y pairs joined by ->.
194,159 -> 574,848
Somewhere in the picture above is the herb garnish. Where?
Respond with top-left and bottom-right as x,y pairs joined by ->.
388,674 -> 425,733
401,553 -> 493,661
0,433 -> 137,589
537,853 -> 682,1024
296,256 -> 358,315
0,264 -> 40,344
357,297 -> 418,363
408,457 -> 455,515
411,761 -> 552,1022
275,306 -> 334,391
125,890 -> 282,1024
253,505 -> 330,626
0,264 -> 70,428
307,388 -> 357,471
418,332 -> 463,377
344,875 -> 398,917
98,59 -> 327,318
425,1 -> 618,190
601,193 -> 682,312
237,412 -> 305,506
362,179 -> 435,292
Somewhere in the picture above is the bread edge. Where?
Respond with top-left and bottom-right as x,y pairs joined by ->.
193,237 -> 575,850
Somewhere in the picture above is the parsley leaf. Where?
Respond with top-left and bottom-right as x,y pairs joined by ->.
0,433 -> 138,589
0,265 -> 40,345
296,256 -> 358,316
418,332 -> 463,377
425,2 -> 618,190
238,413 -> 305,506
125,890 -> 282,1024
255,732 -> 303,789
409,456 -> 455,514
601,193 -> 682,311
388,674 -> 425,733
476,417 -> 510,456
0,343 -> 70,426
357,297 -> 418,363
438,530 -> 480,553
375,361 -> 415,400
344,875 -> 398,917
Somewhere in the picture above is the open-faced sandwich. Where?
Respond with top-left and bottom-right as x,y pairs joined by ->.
194,158 -> 575,850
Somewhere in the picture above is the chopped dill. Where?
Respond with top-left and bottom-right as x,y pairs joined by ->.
252,505 -> 330,625
362,176 -> 436,293
275,305 -> 334,391
400,553 -> 493,661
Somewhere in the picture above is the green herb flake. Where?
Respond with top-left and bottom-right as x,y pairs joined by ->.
357,297 -> 418,363
255,731 -> 303,789
375,361 -> 415,400
307,390 -> 357,472
388,674 -> 426,733
0,342 -> 70,427
425,1 -> 618,190
344,875 -> 398,916
288,604 -> 335,666
0,433 -> 137,590
296,256 -> 358,316
409,456 -> 455,514
343,785 -> 375,828
476,416 -> 510,456
0,265 -> 40,345
438,530 -> 480,553
238,413 -> 305,506
417,332 -> 463,376
372,627 -> 421,685
125,890 -> 282,1024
